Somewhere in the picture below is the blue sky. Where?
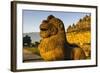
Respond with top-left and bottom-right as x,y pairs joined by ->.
23,10 -> 90,33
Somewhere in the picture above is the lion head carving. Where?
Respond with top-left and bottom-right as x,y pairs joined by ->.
38,15 -> 86,61
40,15 -> 65,38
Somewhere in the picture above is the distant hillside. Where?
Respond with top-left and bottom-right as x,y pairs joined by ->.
23,32 -> 41,43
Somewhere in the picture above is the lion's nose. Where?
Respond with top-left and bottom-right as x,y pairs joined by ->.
40,24 -> 47,28
40,20 -> 49,29
42,20 -> 48,23
40,23 -> 49,30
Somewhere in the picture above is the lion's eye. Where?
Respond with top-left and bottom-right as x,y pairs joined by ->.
59,24 -> 63,29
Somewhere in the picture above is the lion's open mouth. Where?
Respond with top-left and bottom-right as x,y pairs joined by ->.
40,27 -> 48,31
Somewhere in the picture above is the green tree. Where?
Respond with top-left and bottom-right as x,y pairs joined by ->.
23,35 -> 32,47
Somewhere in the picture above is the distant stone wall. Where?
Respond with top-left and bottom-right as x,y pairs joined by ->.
66,31 -> 91,58
67,15 -> 91,33
66,31 -> 91,46
66,15 -> 91,58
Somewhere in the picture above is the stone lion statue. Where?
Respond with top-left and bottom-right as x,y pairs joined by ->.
38,15 -> 86,61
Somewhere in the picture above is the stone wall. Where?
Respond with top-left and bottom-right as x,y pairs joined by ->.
66,15 -> 91,58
